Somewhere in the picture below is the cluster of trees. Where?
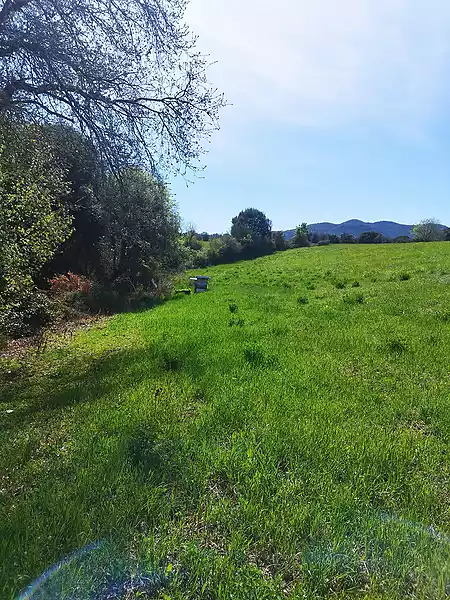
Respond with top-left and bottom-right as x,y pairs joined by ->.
0,0 -> 224,340
0,123 -> 187,337
183,213 -> 450,269
183,213 -> 315,267
183,208 -> 275,267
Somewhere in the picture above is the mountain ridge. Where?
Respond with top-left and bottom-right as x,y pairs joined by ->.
283,219 -> 446,240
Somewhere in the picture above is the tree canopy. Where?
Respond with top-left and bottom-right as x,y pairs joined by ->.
412,219 -> 444,242
0,0 -> 225,174
100,168 -> 182,290
358,231 -> 383,244
292,223 -> 309,248
0,120 -> 72,300
231,208 -> 272,243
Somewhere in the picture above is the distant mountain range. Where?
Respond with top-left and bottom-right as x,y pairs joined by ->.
284,219 -> 446,240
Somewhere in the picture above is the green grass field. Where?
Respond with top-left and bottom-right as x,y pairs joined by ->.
1,243 -> 450,599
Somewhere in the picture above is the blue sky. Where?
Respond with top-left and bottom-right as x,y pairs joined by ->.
170,0 -> 450,233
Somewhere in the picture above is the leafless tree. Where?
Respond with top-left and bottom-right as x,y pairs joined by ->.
0,0 -> 225,174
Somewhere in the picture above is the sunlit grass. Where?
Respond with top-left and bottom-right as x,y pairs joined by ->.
1,242 -> 450,599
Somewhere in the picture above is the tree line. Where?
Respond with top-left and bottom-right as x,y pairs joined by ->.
183,212 -> 450,269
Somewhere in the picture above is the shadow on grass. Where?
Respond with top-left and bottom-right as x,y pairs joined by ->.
0,340 -> 204,434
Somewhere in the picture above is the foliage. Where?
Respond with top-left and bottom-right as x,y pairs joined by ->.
0,119 -> 72,335
49,273 -> 93,295
183,228 -> 202,251
394,235 -> 411,243
443,228 -> 450,241
340,232 -> 356,243
231,208 -> 272,244
292,222 -> 309,248
41,125 -> 105,280
328,234 -> 341,244
99,168 -> 183,292
358,230 -> 383,244
2,243 -> 450,599
412,219 -> 444,242
207,234 -> 243,264
0,0 -> 225,174
273,230 -> 287,251
0,288 -> 54,338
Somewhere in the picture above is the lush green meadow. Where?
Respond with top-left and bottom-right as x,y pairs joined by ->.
1,243 -> 450,599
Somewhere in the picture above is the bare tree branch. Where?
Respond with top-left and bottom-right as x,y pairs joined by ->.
0,0 -> 226,174
0,0 -> 32,30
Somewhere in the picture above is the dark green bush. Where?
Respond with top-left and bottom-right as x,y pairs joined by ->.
0,290 -> 54,338
297,296 -> 309,305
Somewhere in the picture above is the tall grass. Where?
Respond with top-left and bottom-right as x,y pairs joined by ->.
1,243 -> 450,599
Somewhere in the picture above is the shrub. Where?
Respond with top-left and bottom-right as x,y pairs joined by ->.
351,281 -> 360,288
340,233 -> 356,244
229,303 -> 238,313
183,235 -> 202,251
192,250 -> 209,268
207,235 -> 242,265
358,231 -> 383,244
316,240 -> 330,246
84,281 -> 170,314
399,273 -> 411,281
0,289 -> 54,338
49,272 -> 93,295
335,281 -> 346,289
297,296 -> 309,305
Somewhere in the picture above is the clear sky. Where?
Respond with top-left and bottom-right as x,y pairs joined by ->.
170,0 -> 450,233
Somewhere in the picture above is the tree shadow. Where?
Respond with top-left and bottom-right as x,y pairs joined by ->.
0,339 -> 204,434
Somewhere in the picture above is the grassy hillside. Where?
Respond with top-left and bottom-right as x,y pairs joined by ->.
1,243 -> 450,599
